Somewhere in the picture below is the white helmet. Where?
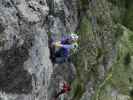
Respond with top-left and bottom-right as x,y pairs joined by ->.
70,33 -> 79,41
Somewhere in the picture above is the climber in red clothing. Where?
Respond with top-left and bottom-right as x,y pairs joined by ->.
53,82 -> 71,100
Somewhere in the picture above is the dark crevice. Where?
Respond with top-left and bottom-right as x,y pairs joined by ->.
2,0 -> 13,8
46,0 -> 54,15
0,35 -> 34,94
128,77 -> 132,83
39,0 -> 46,5
0,23 -> 5,33
102,55 -> 109,69
123,52 -> 131,66
28,5 -> 36,11
129,89 -> 133,99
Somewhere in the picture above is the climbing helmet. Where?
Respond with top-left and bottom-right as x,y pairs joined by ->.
70,33 -> 79,41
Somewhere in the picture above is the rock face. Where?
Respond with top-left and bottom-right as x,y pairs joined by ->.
0,0 -> 78,100
0,0 -> 52,100
0,0 -> 133,100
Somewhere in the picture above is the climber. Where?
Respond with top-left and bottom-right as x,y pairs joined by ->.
53,82 -> 71,100
51,33 -> 79,64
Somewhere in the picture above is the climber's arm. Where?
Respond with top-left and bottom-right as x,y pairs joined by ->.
53,41 -> 73,49
62,43 -> 78,50
62,44 -> 73,49
52,41 -> 62,47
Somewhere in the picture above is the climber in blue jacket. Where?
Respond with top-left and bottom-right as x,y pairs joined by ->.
51,33 -> 79,63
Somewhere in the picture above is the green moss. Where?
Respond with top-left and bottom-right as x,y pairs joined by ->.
110,27 -> 133,94
129,89 -> 133,99
70,79 -> 85,100
123,5 -> 133,31
129,33 -> 133,42
125,0 -> 133,8
93,26 -> 133,100
79,16 -> 92,35
79,0 -> 89,10
108,0 -> 125,7
123,52 -> 131,65
78,16 -> 94,44
114,25 -> 124,40
70,15 -> 93,100
73,83 -> 84,99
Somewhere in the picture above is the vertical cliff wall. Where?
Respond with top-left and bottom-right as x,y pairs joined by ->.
0,0 -> 52,100
0,0 -> 133,100
0,0 -> 78,100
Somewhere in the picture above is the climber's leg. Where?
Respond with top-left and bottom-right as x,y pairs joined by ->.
54,89 -> 65,99
54,48 -> 66,64
55,57 -> 66,64
67,56 -> 72,63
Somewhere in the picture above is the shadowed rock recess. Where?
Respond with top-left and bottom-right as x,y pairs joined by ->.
0,36 -> 33,94
0,0 -> 133,100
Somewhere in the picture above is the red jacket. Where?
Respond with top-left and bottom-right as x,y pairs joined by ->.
62,83 -> 71,93
54,83 -> 71,99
